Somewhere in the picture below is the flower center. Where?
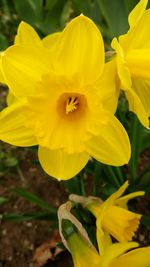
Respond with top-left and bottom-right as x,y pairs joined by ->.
66,97 -> 79,114
57,93 -> 88,120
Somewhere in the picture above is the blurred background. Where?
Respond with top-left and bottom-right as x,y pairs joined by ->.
0,1 -> 150,267
0,0 -> 146,51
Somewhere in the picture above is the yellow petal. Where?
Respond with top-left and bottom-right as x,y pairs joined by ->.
111,246 -> 150,267
6,90 -> 17,106
132,78 -> 150,116
107,181 -> 129,203
87,182 -> 129,219
68,233 -> 101,267
111,38 -> 132,89
119,10 -> 150,51
126,49 -> 150,80
95,59 -> 119,113
96,229 -> 112,256
128,0 -> 148,29
115,191 -> 145,209
54,15 -> 104,82
125,89 -> 149,127
42,32 -> 61,49
0,100 -> 37,146
0,52 -> 5,84
38,146 -> 89,180
101,242 -> 138,267
2,45 -> 51,99
86,114 -> 131,166
15,21 -> 41,45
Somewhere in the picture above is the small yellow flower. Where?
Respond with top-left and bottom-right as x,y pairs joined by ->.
0,16 -> 130,180
67,231 -> 150,267
70,181 -> 144,253
111,0 -> 150,127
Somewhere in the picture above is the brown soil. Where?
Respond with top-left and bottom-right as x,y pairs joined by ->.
0,145 -> 73,267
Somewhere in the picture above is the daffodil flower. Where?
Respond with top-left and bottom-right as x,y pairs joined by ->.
59,199 -> 150,267
0,15 -> 130,180
111,0 -> 150,127
67,231 -> 150,267
70,181 -> 144,254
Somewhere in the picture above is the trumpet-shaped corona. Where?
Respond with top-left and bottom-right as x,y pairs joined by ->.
78,181 -> 144,253
0,15 -> 131,180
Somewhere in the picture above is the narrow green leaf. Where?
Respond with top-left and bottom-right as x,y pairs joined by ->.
12,188 -> 57,213
64,176 -> 81,195
1,212 -> 57,221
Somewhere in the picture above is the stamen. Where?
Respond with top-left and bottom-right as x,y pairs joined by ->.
66,96 -> 79,114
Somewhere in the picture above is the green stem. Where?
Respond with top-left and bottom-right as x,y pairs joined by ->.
113,167 -> 124,184
92,162 -> 102,196
104,166 -> 121,188
79,172 -> 86,196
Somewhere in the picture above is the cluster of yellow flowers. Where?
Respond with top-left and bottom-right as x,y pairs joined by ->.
0,0 -> 149,180
59,182 -> 150,267
0,0 -> 150,265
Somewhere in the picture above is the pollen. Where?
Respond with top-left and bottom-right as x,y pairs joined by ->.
66,96 -> 79,114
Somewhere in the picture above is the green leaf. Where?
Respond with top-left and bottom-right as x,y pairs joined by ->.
141,129 -> 150,152
12,188 -> 57,213
13,0 -> 43,26
141,215 -> 150,229
5,157 -> 18,167
130,166 -> 150,193
38,0 -> 67,34
103,165 -> 121,188
96,0 -> 129,37
1,212 -> 57,221
124,0 -> 138,13
0,33 -> 8,50
0,196 -> 8,205
64,176 -> 81,195
72,0 -> 93,17
45,0 -> 58,10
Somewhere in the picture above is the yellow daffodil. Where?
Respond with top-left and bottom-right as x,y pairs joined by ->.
59,200 -> 150,267
111,0 -> 150,127
70,181 -> 144,253
67,231 -> 150,267
0,15 -> 130,180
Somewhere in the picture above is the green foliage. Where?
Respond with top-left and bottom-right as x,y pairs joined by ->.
0,196 -> 8,205
2,212 -> 57,221
12,187 -> 57,213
